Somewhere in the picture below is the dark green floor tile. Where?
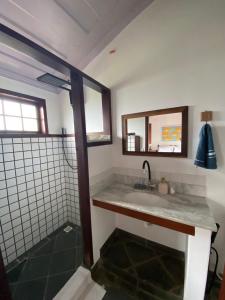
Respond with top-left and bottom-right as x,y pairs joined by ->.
5,224 -> 83,300
118,229 -> 146,246
125,241 -> 155,263
205,286 -> 220,300
7,260 -> 27,283
6,260 -> 20,273
19,255 -> 51,281
169,286 -> 184,298
93,229 -> 221,300
103,287 -> 135,300
103,244 -> 131,269
103,259 -> 137,286
31,240 -> 54,258
92,261 -> 117,287
53,230 -> 82,252
48,227 -> 64,239
45,270 -> 74,300
146,240 -> 184,260
160,255 -> 184,285
139,280 -> 164,298
49,248 -> 78,275
27,239 -> 50,257
137,289 -> 162,300
136,258 -> 175,291
140,281 -> 182,300
116,277 -> 137,294
14,278 -> 46,300
9,284 -> 17,298
100,232 -> 122,256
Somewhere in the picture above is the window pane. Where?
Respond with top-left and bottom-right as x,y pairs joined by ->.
0,116 -> 5,130
5,116 -> 23,131
23,118 -> 38,131
0,100 -> 2,114
4,100 -> 21,116
21,104 -> 37,118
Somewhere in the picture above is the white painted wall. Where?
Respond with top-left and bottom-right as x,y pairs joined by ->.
59,90 -> 74,134
88,145 -> 115,263
0,76 -> 62,134
85,0 -> 225,272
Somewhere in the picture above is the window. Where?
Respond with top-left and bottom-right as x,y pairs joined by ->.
0,89 -> 48,134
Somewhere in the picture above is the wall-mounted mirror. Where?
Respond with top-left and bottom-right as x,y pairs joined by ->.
83,84 -> 112,147
122,106 -> 188,157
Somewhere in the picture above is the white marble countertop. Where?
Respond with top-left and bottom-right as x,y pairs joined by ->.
92,183 -> 216,232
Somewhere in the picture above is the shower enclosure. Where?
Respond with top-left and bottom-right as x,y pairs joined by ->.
0,46 -> 83,298
0,125 -> 83,299
0,135 -> 80,265
0,23 -> 111,300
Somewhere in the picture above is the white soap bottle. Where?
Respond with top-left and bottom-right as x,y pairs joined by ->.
158,177 -> 169,195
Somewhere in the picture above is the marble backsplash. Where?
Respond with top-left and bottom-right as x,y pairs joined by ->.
89,167 -> 206,197
89,169 -> 115,196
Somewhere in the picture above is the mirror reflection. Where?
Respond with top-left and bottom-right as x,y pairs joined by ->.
123,106 -> 188,157
84,85 -> 111,143
149,113 -> 182,153
127,112 -> 182,153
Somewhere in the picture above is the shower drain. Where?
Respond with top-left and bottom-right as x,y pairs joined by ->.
64,226 -> 73,233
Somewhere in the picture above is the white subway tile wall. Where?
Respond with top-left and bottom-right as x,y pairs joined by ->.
0,136 -> 79,266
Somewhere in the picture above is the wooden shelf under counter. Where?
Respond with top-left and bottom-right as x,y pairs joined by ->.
92,198 -> 195,236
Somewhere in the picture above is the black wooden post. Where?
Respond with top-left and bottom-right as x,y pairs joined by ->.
70,72 -> 93,268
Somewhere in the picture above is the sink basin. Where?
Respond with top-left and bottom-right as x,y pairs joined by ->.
123,192 -> 168,207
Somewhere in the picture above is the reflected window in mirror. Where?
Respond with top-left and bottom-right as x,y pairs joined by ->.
122,106 -> 188,157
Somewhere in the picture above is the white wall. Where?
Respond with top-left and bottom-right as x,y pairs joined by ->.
88,145 -> 115,263
85,0 -> 225,272
59,90 -> 75,134
0,76 -> 63,134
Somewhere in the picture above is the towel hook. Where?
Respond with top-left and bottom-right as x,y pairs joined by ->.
201,111 -> 213,123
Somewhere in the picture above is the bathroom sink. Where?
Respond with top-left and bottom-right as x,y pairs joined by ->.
123,192 -> 168,207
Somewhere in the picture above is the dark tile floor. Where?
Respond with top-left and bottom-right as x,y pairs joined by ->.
7,224 -> 83,300
205,274 -> 221,300
92,228 -> 221,300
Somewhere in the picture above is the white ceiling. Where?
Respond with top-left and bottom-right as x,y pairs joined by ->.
0,0 -> 154,71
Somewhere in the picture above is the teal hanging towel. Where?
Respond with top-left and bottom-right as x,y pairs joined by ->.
194,124 -> 217,169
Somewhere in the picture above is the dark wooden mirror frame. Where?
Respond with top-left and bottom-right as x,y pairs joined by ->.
122,106 -> 188,158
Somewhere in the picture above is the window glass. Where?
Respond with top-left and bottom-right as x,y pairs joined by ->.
21,104 -> 37,118
4,100 -> 21,116
0,116 -> 4,130
23,118 -> 38,131
5,116 -> 23,131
